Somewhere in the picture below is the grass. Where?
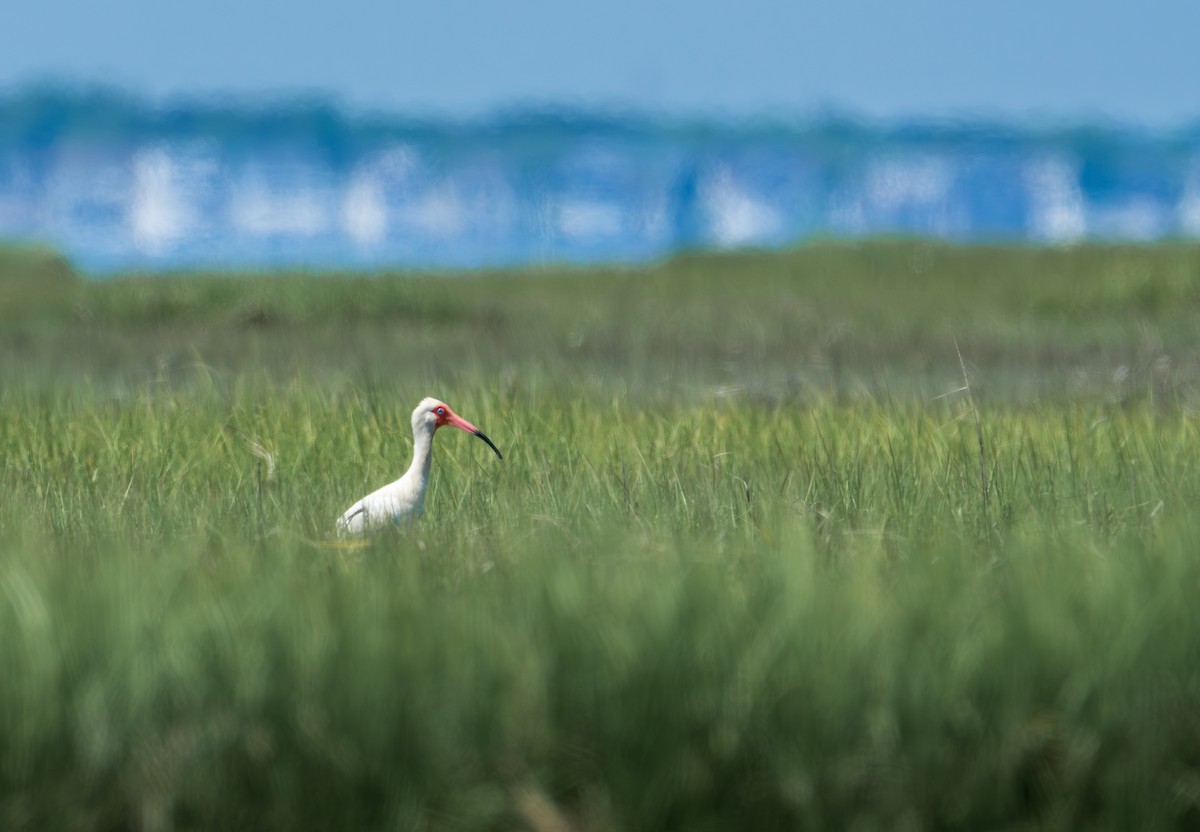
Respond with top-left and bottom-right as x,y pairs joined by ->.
3,241 -> 1200,829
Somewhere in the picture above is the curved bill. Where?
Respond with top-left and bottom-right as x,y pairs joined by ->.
472,429 -> 503,460
443,410 -> 503,460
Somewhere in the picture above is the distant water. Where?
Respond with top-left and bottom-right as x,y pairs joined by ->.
2,87 -> 1199,273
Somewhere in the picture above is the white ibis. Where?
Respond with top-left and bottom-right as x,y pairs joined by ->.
337,397 -> 502,535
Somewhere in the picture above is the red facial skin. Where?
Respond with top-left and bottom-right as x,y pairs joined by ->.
433,403 -> 480,434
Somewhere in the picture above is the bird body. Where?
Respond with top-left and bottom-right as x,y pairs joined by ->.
337,397 -> 502,536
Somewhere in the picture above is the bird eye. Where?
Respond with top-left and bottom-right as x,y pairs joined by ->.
436,407 -> 445,415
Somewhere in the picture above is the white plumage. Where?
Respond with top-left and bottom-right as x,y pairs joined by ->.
337,397 -> 502,535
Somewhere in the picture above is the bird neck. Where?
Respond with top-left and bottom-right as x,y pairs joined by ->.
406,424 -> 436,484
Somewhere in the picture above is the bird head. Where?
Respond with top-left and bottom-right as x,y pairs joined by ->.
412,397 -> 503,460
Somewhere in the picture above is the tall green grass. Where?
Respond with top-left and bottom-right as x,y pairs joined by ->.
3,243 -> 1200,829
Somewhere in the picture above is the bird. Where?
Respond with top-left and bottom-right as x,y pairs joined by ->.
337,397 -> 503,535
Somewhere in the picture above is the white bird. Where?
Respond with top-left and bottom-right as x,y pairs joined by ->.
337,397 -> 503,535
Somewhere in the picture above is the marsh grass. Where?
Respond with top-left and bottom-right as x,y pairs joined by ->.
3,242 -> 1200,828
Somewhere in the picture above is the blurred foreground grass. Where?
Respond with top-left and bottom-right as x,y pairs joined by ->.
3,242 -> 1200,829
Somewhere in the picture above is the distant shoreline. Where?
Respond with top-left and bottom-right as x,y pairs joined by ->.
2,87 -> 1198,273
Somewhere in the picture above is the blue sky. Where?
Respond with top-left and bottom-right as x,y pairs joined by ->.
6,0 -> 1199,124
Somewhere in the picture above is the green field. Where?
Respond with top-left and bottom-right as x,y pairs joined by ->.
4,241 -> 1200,829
